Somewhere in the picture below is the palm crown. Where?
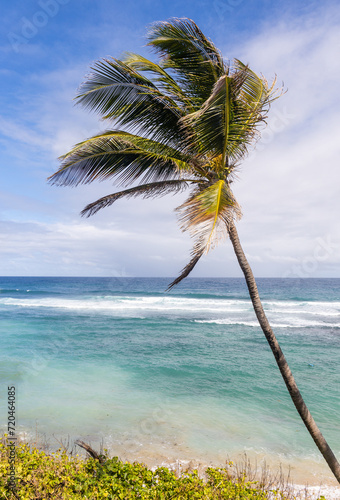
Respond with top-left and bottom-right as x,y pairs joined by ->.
49,18 -> 277,287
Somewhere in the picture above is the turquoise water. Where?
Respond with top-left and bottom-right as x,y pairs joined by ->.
0,277 -> 339,483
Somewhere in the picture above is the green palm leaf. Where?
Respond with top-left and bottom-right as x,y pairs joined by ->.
122,52 -> 195,113
48,131 -> 193,187
75,58 -> 183,144
181,62 -> 277,165
81,179 -> 190,217
180,74 -> 231,160
147,18 -> 226,106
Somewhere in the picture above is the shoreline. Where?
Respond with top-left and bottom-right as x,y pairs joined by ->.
12,423 -> 339,488
7,433 -> 340,498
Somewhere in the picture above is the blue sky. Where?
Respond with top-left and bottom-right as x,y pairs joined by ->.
1,0 -> 339,277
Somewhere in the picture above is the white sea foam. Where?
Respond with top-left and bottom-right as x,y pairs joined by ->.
290,485 -> 340,500
1,295 -> 339,328
195,319 -> 340,328
0,295 -> 247,314
263,300 -> 340,317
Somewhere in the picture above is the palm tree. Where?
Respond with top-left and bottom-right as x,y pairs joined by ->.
48,18 -> 340,482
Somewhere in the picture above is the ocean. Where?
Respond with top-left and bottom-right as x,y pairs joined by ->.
0,277 -> 339,486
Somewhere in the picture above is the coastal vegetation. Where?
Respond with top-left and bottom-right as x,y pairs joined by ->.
48,18 -> 340,482
0,439 -> 328,499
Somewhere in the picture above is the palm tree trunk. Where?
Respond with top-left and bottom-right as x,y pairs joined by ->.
228,222 -> 340,484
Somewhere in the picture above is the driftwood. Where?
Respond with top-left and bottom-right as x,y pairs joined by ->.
74,440 -> 105,463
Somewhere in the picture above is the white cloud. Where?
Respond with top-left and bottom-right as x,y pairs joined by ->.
0,207 -> 194,277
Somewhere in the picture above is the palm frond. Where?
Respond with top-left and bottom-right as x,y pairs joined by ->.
48,131 -> 194,187
122,52 -> 195,113
168,180 -> 242,288
178,180 -> 241,248
81,179 -> 190,217
180,62 -> 279,164
234,59 -> 280,106
180,74 -> 230,159
227,60 -> 279,159
75,58 -> 183,145
167,236 -> 206,290
147,18 -> 226,107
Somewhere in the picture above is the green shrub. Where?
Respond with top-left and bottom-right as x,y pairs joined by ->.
0,439 -> 328,499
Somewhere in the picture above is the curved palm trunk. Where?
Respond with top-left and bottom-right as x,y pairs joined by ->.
228,222 -> 340,484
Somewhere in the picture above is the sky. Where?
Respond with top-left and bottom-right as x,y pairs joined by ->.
0,0 -> 339,278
